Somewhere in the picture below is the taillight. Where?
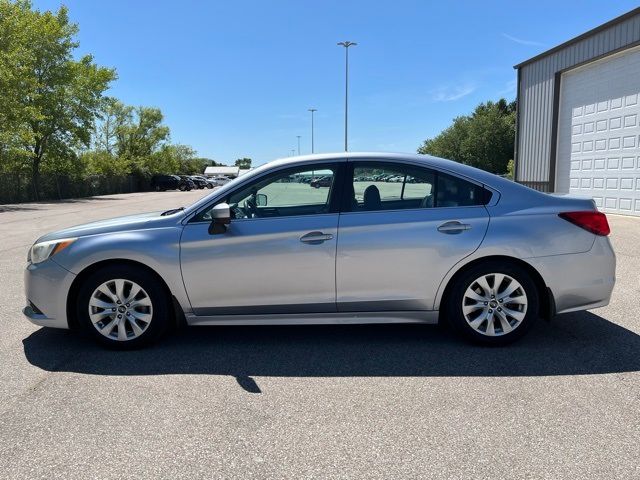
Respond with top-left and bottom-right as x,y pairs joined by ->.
559,211 -> 610,236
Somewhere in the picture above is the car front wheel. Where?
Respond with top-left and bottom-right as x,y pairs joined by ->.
76,265 -> 170,349
447,261 -> 539,346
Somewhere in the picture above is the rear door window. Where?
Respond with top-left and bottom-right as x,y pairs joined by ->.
349,163 -> 435,211
345,162 -> 490,212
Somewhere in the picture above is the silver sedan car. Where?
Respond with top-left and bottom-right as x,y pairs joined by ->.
24,153 -> 616,348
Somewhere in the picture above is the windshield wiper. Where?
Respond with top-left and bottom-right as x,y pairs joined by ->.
160,207 -> 184,216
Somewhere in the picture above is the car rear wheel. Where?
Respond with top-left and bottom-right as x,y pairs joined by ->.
76,265 -> 170,349
179,184 -> 187,191
447,261 -> 539,346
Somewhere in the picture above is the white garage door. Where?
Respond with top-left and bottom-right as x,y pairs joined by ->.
556,45 -> 640,216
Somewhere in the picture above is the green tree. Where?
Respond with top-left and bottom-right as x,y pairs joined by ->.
91,103 -> 207,176
506,159 -> 515,180
94,97 -> 133,155
0,0 -> 38,173
235,157 -> 252,169
418,99 -> 516,174
82,150 -> 130,176
146,144 -> 195,174
194,157 -> 219,167
0,0 -> 116,198
115,106 -> 170,172
144,146 -> 179,174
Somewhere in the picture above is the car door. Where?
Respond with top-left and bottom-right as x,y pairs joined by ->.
180,162 -> 345,316
336,160 -> 491,312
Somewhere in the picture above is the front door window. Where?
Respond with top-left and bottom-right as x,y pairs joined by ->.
193,164 -> 339,222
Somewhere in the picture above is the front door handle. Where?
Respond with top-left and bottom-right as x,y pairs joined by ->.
437,221 -> 471,234
300,231 -> 334,244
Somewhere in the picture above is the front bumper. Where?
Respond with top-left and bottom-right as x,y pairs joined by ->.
527,236 -> 616,315
23,259 -> 76,329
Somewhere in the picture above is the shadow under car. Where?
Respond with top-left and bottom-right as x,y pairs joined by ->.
23,311 -> 640,393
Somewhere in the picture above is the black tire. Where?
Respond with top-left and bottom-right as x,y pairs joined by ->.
446,261 -> 539,346
76,265 -> 171,349
206,184 -> 214,189
154,185 -> 161,192
179,184 -> 186,191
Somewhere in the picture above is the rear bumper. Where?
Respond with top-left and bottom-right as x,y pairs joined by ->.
527,236 -> 616,315
23,259 -> 75,329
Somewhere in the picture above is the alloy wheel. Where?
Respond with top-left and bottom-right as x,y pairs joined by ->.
88,279 -> 153,341
462,273 -> 528,336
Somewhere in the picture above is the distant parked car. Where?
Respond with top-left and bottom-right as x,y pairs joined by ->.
188,176 -> 210,189
151,175 -> 194,192
310,176 -> 332,188
210,176 -> 231,186
191,175 -> 215,189
177,176 -> 197,190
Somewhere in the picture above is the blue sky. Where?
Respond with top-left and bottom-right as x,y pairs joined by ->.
34,0 -> 640,165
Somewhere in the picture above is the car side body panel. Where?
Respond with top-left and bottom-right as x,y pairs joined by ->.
336,206 -> 490,311
432,199 -> 615,312
48,225 -> 193,316
180,214 -> 340,314
525,235 -> 615,314
23,258 -> 76,329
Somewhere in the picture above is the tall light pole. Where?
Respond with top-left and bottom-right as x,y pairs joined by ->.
308,108 -> 317,153
337,41 -> 357,151
296,135 -> 301,155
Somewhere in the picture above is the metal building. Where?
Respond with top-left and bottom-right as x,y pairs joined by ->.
515,7 -> 640,216
203,166 -> 241,178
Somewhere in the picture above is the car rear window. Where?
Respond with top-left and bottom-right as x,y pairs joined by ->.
436,172 -> 491,207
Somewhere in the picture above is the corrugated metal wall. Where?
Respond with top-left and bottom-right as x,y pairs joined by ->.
516,11 -> 640,189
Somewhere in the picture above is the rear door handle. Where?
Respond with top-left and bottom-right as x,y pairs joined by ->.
300,231 -> 334,244
437,221 -> 471,234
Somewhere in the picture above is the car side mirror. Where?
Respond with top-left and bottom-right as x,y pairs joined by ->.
208,203 -> 231,234
256,193 -> 267,206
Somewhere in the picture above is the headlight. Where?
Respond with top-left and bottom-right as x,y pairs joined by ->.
28,238 -> 77,264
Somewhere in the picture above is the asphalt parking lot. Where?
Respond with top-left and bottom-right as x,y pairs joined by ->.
0,190 -> 639,479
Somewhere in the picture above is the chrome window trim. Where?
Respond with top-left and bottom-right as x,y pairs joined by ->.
185,212 -> 339,226
338,204 -> 489,217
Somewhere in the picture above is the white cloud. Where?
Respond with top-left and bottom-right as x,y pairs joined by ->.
431,85 -> 476,102
502,33 -> 545,47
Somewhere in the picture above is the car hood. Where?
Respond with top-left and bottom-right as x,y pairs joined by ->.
35,211 -> 182,243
